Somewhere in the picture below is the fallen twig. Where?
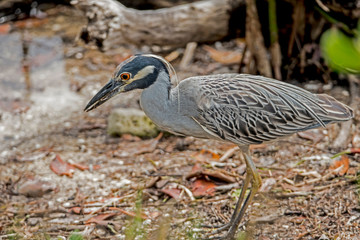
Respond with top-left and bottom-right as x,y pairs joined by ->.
87,193 -> 136,216
180,42 -> 197,70
294,165 -> 344,187
314,178 -> 354,191
175,183 -> 195,201
215,182 -> 240,192
219,146 -> 239,162
276,191 -> 313,198
249,214 -> 280,224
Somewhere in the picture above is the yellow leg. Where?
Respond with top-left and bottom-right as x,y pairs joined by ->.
228,158 -> 253,223
204,165 -> 252,235
202,146 -> 262,240
224,146 -> 262,239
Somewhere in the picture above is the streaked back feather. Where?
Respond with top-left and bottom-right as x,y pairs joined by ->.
180,74 -> 353,145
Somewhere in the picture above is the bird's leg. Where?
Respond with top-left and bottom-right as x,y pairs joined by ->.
201,171 -> 252,232
228,160 -> 253,224
201,147 -> 253,238
223,148 -> 262,239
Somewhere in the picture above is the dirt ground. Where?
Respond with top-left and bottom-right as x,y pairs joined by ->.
1,6 -> 360,240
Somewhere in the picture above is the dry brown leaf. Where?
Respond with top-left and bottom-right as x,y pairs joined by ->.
50,154 -> 75,177
130,132 -> 163,155
203,45 -> 242,64
330,155 -> 349,176
85,213 -> 117,225
203,169 -> 236,183
188,163 -> 202,176
292,216 -> 307,225
350,148 -> 360,154
147,211 -> 161,219
165,50 -> 180,62
109,207 -> 148,220
161,188 -> 183,201
347,167 -> 357,175
14,18 -> 49,28
192,149 -> 220,162
145,176 -> 161,188
121,134 -> 141,141
235,38 -> 246,46
202,169 -> 236,183
78,122 -> 106,131
186,163 -> 236,183
0,24 -> 11,34
280,182 -> 313,192
71,162 -> 101,171
68,206 -> 82,214
191,179 -> 216,197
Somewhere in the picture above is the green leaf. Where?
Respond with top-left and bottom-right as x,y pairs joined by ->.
320,27 -> 360,74
69,233 -> 83,240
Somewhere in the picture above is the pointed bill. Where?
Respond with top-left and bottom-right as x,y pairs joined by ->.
84,79 -> 124,112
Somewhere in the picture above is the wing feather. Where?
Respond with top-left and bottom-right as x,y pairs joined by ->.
185,74 -> 353,145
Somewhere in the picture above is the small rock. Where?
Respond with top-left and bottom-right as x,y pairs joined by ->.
49,213 -> 66,219
259,178 -> 277,192
107,108 -> 159,137
258,156 -> 275,166
95,228 -> 107,236
352,133 -> 360,147
17,177 -> 56,197
319,234 -> 329,240
27,217 -> 41,226
155,179 -> 169,189
304,82 -> 321,92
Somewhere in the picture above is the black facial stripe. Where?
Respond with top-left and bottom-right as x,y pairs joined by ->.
116,55 -> 168,79
124,71 -> 157,90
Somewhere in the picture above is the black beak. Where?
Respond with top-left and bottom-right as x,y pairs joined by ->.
84,79 -> 124,112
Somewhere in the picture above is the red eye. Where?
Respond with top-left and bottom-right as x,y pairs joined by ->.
120,73 -> 131,80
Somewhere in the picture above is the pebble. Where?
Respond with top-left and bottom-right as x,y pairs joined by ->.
27,217 -> 41,226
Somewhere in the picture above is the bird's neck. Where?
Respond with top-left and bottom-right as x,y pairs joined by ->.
140,71 -> 172,122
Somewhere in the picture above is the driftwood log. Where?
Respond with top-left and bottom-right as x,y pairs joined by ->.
74,0 -> 244,50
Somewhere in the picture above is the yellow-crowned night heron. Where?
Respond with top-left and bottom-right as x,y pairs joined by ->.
84,54 -> 353,239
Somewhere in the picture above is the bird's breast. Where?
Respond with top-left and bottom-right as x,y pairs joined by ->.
141,102 -> 211,138
139,78 -> 216,139
140,96 -> 212,139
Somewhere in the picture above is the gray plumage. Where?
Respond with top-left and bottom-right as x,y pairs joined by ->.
141,71 -> 353,145
84,54 -> 354,240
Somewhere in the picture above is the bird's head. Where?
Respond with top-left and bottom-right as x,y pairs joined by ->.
84,54 -> 172,112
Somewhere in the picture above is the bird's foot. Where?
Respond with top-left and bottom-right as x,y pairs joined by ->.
198,221 -> 232,236
200,222 -> 231,230
199,222 -> 245,240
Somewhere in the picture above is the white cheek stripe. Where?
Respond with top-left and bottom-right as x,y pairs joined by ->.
132,65 -> 155,81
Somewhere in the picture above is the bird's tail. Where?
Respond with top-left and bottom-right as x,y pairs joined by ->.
316,94 -> 354,122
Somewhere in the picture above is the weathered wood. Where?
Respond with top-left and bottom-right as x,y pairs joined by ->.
245,0 -> 272,78
119,0 -> 201,9
74,0 -> 244,50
